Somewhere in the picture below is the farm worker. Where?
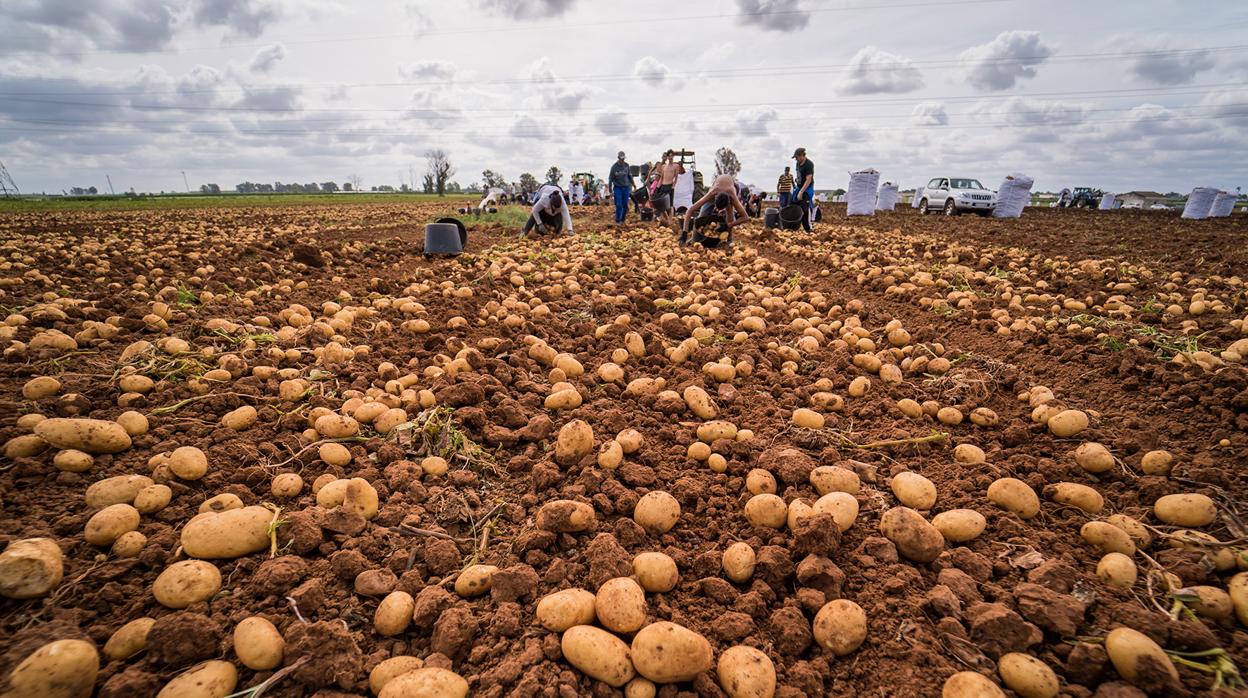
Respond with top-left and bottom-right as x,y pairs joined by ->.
792,147 -> 815,232
609,151 -> 634,224
478,187 -> 505,210
680,174 -> 748,246
522,184 -> 573,238
777,166 -> 794,208
682,191 -> 745,249
570,178 -> 583,205
653,150 -> 685,229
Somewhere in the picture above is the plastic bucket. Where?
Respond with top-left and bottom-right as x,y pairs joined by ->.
763,208 -> 780,229
778,204 -> 804,230
425,218 -> 467,255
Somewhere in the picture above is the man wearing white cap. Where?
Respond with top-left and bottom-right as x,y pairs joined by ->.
608,151 -> 634,225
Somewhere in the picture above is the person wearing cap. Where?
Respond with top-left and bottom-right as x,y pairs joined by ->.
608,151 -> 635,225
522,183 -> 573,238
792,147 -> 814,232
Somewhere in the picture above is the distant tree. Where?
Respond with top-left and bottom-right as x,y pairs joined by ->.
519,172 -> 539,195
422,174 -> 435,194
545,166 -> 562,186
400,183 -> 411,193
714,148 -> 741,177
321,181 -> 339,192
446,181 -> 462,193
466,183 -> 482,194
348,174 -> 362,191
831,188 -> 846,197
481,170 -> 507,190
425,149 -> 455,196
376,185 -> 396,192
199,183 -> 221,194
258,183 -> 273,193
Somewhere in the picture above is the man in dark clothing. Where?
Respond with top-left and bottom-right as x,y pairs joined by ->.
608,151 -> 634,224
522,184 -> 573,238
792,147 -> 814,232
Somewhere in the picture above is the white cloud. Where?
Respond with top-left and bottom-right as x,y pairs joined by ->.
634,57 -> 673,86
1129,49 -> 1215,86
840,47 -> 923,95
400,60 -> 457,80
191,0 -> 281,39
0,0 -> 178,54
911,103 -> 948,126
248,43 -> 285,73
594,109 -> 631,136
509,114 -> 550,139
477,0 -> 577,20
960,30 -> 1053,91
735,0 -> 809,32
526,57 -> 597,113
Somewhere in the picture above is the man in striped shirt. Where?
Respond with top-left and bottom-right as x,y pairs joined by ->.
777,167 -> 794,208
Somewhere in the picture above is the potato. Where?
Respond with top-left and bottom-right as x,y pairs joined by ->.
683,386 -> 718,419
375,590 -> 415,636
1073,442 -> 1115,473
182,505 -> 273,559
810,466 -> 859,495
220,405 -> 257,431
1104,627 -> 1178,686
787,500 -> 814,530
53,449 -> 93,473
937,407 -> 963,426
633,552 -> 678,593
374,407 -> 409,434
104,617 -> 155,660
1097,553 -> 1138,588
536,588 -> 597,631
560,625 -> 636,688
792,408 -> 825,429
598,440 -> 624,469
932,509 -> 987,543
987,478 -> 1039,519
22,376 -> 61,399
4,434 -> 50,459
1045,482 -> 1104,514
271,473 -> 303,498
812,492 -> 859,532
1081,521 -> 1135,555
722,542 -> 756,584
199,493 -> 243,514
157,660 -> 238,698
454,564 -> 498,598
34,418 -> 131,454
369,656 -> 424,695
744,494 -> 787,529
997,653 -> 1058,698
0,538 -> 63,599
897,398 -> 923,418
1179,585 -> 1233,620
697,420 -> 738,442
169,445 -> 209,480
634,491 -> 680,534
746,469 -> 777,495
707,453 -> 728,473
891,471 -> 937,510
420,457 -> 448,476
555,419 -> 594,466
314,413 -> 360,438
134,484 -> 172,513
316,478 -> 380,519
112,531 -> 147,558
1153,493 -> 1216,527
1047,409 -> 1089,437
85,474 -> 154,507
625,677 -> 657,698
1140,450 -> 1173,475
116,410 -> 149,437
596,577 -> 647,633
153,560 -> 222,608
953,443 -> 985,465
546,388 -> 583,410
879,506 -> 944,563
716,645 -> 776,698
5,639 -> 99,698
687,442 -> 712,461
1231,572 -> 1248,626
941,671 -> 1006,697
1106,514 -> 1152,548
631,621 -> 713,683
85,503 -> 140,546
234,616 -> 284,670
536,500 -> 596,532
617,429 -> 643,454
319,442 -> 352,466
847,376 -> 870,397
813,599 -> 867,656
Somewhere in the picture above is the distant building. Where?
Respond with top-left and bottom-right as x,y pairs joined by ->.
1116,191 -> 1167,209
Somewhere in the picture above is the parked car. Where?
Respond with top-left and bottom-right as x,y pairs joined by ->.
917,177 -> 997,216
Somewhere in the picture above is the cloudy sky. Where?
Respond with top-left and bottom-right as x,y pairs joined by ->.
2,0 -> 1247,195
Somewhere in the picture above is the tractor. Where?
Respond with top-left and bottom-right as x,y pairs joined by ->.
1063,187 -> 1104,209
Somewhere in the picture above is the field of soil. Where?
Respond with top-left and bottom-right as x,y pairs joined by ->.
1,198 -> 1246,698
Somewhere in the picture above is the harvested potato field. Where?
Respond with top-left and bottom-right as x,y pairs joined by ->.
1,200 -> 1247,698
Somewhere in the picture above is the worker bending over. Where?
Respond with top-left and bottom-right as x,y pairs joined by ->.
680,175 -> 749,248
522,184 -> 573,238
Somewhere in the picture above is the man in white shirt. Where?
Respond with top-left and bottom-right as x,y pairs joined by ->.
523,184 -> 573,237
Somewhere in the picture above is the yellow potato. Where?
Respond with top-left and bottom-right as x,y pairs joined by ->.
722,542 -> 756,584
1179,585 -> 1233,620
156,660 -> 238,698
112,531 -> 147,558
22,376 -> 61,399
53,449 -> 93,473
1073,442 -> 1115,473
879,506 -> 944,563
133,484 -> 173,514
1046,482 -> 1104,514
536,500 -> 596,532
616,429 -> 643,454
744,494 -> 787,529
85,474 -> 154,507
220,406 -> 257,431
199,493 -> 244,514
953,443 -> 986,465
536,588 -> 597,631
942,671 -> 1006,697
375,591 -> 415,636
1081,521 -> 1135,555
560,625 -> 636,688
716,645 -> 776,698
319,442 -> 352,466
1096,553 -> 1137,588
153,560 -> 222,609
1047,409 -> 1089,438
233,616 -> 284,670
891,471 -> 937,510
746,469 -> 777,495
271,473 -> 303,498
598,440 -> 624,469
316,478 -> 380,519
454,565 -> 498,598
683,385 -> 718,419
633,552 -> 679,593
369,656 -> 424,695
314,413 -> 360,438
998,653 -> 1058,698
1106,514 -> 1152,548
116,411 -> 149,437
1230,572 -> 1248,626
374,407 -> 409,434
1153,493 -> 1216,527
169,445 -> 209,480
1104,627 -> 1178,686
987,478 -> 1039,519
4,434 -> 50,459
792,408 -> 825,429
631,621 -> 713,683
104,617 -> 155,660
812,492 -> 859,532
813,599 -> 867,656
697,420 -> 738,442
85,503 -> 140,546
5,639 -> 99,698
634,491 -> 680,534
34,418 -> 131,454
897,398 -> 923,419
0,538 -> 63,599
932,509 -> 987,543
625,677 -> 657,698
1139,450 -> 1173,475
545,388 -> 583,410
181,506 -> 273,559
596,577 -> 647,633
555,419 -> 594,466
809,466 -> 859,495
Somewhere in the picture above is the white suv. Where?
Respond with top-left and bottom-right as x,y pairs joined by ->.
918,177 -> 997,216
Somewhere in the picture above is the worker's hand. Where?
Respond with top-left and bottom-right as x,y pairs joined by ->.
536,224 -> 547,235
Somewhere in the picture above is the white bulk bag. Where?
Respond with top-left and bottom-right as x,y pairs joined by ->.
992,173 -> 1034,219
1098,193 -> 1116,210
847,169 -> 880,216
1210,192 -> 1237,217
911,186 -> 924,208
1182,187 -> 1218,219
876,182 -> 899,211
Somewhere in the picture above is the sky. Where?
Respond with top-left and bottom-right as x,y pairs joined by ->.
2,0 -> 1247,195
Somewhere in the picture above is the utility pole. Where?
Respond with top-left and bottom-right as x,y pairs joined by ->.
0,160 -> 18,197
182,171 -> 190,192
106,175 -> 115,195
